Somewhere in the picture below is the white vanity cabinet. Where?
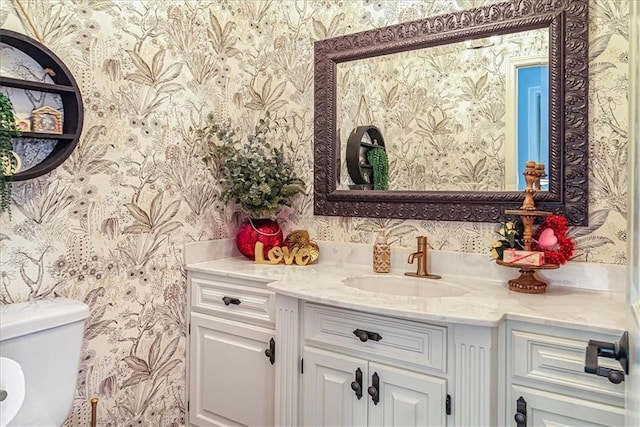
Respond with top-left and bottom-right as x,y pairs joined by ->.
297,303 -> 497,427
505,321 -> 626,426
187,272 -> 276,427
185,255 -> 627,427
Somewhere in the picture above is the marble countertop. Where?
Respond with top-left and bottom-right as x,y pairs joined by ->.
186,249 -> 626,334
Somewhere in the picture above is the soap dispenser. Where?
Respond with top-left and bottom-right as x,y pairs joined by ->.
373,229 -> 391,273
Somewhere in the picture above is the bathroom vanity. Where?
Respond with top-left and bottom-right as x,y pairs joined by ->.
185,242 -> 627,427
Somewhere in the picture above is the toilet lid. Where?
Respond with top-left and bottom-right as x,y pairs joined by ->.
0,298 -> 89,341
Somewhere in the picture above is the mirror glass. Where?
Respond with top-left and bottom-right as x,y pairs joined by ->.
336,28 -> 549,192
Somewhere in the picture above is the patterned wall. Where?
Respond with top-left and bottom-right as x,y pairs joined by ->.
0,1 -> 629,425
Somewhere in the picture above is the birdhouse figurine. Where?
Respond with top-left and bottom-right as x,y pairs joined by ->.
31,106 -> 63,134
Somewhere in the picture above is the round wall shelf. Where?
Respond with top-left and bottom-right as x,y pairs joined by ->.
1,29 -> 84,181
346,125 -> 386,189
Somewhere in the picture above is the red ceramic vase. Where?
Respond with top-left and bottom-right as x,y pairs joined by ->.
235,218 -> 283,260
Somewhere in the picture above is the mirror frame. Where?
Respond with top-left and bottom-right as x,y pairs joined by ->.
313,0 -> 588,225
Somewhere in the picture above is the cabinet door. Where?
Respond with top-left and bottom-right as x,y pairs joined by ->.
189,312 -> 274,427
302,346 -> 368,427
368,362 -> 447,427
511,385 -> 625,426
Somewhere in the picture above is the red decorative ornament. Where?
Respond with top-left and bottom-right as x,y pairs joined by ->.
531,215 -> 574,265
236,218 -> 283,260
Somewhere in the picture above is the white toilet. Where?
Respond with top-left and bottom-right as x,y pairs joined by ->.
0,297 -> 89,426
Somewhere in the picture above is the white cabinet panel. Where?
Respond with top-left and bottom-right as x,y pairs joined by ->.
304,303 -> 447,373
369,362 -> 447,427
302,346 -> 368,427
189,313 -> 275,427
511,385 -> 625,427
301,348 -> 447,427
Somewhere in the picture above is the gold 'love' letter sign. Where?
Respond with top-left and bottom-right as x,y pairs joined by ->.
254,242 -> 312,266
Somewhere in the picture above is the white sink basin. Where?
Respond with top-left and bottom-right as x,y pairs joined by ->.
343,275 -> 469,298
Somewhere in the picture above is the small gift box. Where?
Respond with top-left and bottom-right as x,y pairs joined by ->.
502,249 -> 544,266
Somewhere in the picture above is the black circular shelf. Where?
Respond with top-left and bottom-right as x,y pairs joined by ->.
346,125 -> 386,188
1,29 -> 84,181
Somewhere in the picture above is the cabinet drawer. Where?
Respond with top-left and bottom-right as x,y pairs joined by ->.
304,303 -> 447,372
510,328 -> 625,404
191,275 -> 274,325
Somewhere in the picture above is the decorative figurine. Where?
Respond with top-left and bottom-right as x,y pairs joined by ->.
537,228 -> 558,250
1,150 -> 22,176
254,241 -> 312,265
31,106 -> 63,134
15,118 -> 31,132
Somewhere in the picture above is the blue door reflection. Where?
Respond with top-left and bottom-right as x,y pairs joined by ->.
517,65 -> 549,190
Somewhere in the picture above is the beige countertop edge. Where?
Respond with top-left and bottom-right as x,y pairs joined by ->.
186,260 -> 626,335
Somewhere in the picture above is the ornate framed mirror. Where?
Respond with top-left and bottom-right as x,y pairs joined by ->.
313,0 -> 588,225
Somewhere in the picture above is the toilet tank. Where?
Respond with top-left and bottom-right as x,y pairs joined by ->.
0,298 -> 89,426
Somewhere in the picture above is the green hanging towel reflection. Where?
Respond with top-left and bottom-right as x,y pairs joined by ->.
367,147 -> 389,190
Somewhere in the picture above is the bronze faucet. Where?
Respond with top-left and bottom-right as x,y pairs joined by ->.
405,236 -> 441,279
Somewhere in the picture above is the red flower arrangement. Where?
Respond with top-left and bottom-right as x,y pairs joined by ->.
531,215 -> 575,265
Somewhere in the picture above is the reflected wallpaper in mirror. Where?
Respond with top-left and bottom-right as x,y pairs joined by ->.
337,28 -> 549,192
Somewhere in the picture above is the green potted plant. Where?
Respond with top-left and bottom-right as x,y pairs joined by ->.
367,146 -> 389,190
0,93 -> 21,215
199,112 -> 306,259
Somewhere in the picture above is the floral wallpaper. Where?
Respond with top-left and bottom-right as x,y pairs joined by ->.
0,0 -> 629,425
338,28 -> 548,191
